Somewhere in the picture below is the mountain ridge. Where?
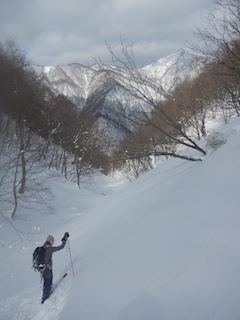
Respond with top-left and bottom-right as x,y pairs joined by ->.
33,48 -> 202,142
33,47 -> 200,104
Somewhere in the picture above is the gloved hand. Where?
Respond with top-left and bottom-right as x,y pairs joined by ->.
62,232 -> 69,243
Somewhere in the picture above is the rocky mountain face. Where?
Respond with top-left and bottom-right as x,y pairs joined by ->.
33,48 -> 201,144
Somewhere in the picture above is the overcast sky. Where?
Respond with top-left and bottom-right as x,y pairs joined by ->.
0,0 -> 215,67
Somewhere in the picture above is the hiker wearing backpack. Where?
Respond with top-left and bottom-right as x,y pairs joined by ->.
41,232 -> 69,304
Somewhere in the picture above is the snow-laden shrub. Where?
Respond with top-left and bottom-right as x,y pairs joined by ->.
206,132 -> 227,151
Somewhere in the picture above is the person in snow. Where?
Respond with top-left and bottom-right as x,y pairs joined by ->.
41,232 -> 69,304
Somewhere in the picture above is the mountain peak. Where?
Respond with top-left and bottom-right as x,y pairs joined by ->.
140,47 -> 200,92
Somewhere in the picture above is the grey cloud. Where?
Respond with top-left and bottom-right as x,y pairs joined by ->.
0,0 -> 215,67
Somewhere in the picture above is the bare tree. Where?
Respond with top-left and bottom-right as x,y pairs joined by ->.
0,40 -> 55,217
189,0 -> 240,116
96,40 -> 206,165
113,126 -> 153,180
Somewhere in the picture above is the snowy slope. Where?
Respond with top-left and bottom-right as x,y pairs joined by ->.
33,63 -> 104,105
0,117 -> 240,319
140,48 -> 201,92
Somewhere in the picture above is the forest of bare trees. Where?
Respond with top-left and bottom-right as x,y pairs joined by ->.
0,40 -> 110,218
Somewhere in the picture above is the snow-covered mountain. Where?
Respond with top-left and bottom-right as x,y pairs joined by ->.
140,48 -> 201,92
34,63 -> 103,106
34,48 -> 199,105
33,48 -> 202,142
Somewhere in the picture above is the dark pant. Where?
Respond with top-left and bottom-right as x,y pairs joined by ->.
42,270 -> 53,303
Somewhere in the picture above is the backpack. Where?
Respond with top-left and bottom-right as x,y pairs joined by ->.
32,246 -> 46,271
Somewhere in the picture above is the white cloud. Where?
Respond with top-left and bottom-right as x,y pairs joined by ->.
0,0 -> 215,66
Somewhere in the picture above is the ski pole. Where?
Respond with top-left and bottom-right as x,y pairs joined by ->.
67,238 -> 75,276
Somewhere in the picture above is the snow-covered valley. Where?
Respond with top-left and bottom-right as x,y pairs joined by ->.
0,116 -> 239,320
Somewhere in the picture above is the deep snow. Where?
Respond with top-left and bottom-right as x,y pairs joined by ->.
0,117 -> 240,320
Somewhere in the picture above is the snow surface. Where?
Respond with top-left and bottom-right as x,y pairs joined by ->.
0,117 -> 240,320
